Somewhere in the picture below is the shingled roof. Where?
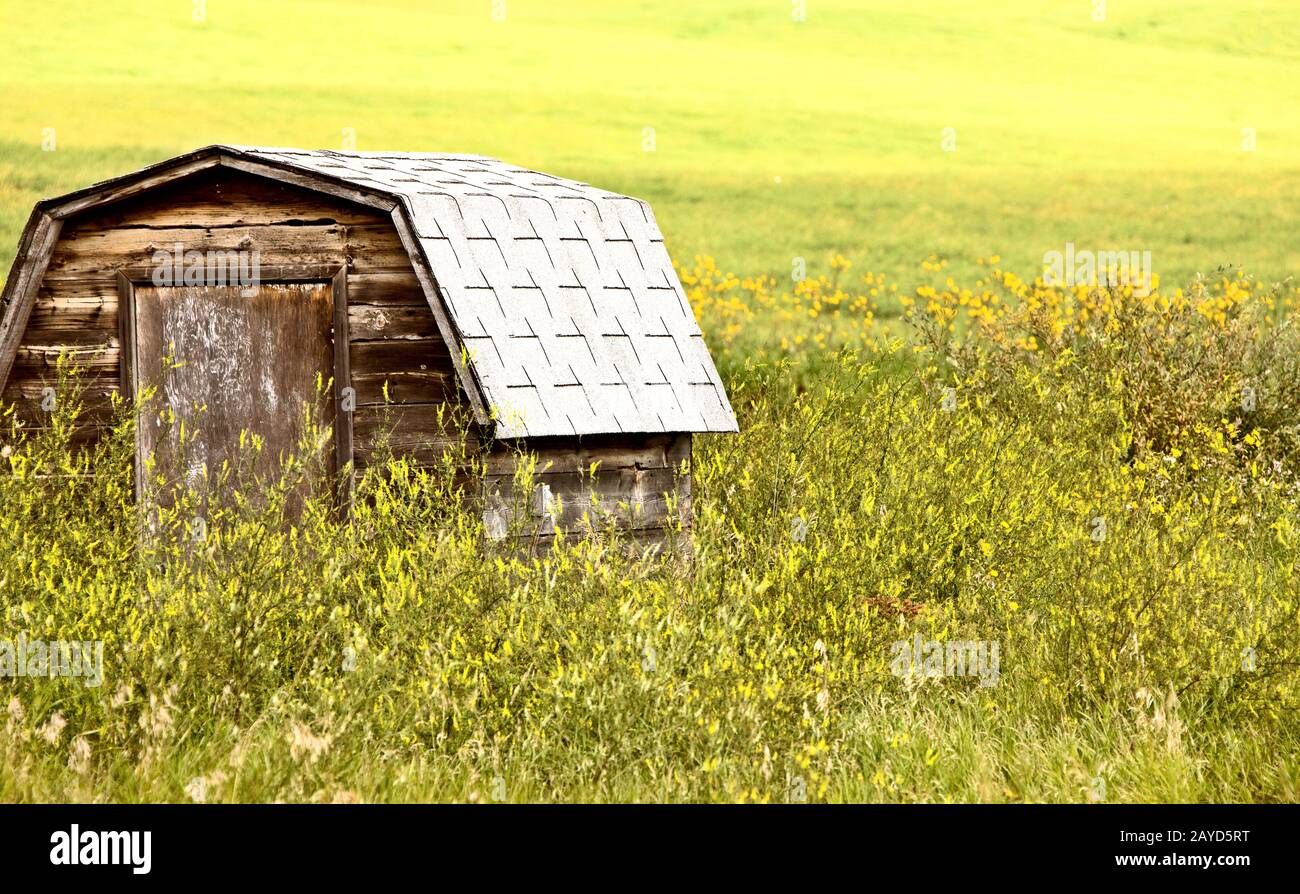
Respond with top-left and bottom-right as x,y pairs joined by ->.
0,145 -> 738,439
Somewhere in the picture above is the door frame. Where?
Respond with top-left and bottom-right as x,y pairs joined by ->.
115,263 -> 354,514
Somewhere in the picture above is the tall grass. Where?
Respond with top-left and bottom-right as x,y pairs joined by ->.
2,265 -> 1299,803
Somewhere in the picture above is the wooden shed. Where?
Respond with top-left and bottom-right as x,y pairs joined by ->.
0,145 -> 737,548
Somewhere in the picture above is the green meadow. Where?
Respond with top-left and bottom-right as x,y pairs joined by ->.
2,0 -> 1299,292
2,2 -> 1300,805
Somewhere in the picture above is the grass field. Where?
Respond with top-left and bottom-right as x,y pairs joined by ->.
2,2 -> 1300,803
2,0 -> 1300,289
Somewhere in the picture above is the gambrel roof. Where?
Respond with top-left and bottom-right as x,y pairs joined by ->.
0,145 -> 738,439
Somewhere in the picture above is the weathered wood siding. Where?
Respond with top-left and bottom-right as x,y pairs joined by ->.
1,167 -> 693,546
3,167 -> 466,469
483,433 -> 692,550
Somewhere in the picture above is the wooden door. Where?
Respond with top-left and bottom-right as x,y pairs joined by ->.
132,282 -> 336,512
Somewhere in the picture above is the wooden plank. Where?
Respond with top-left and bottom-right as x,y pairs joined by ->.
353,436 -> 475,468
351,368 -> 458,406
349,338 -> 451,374
485,433 -> 691,475
0,214 -> 64,390
13,344 -> 118,373
3,372 -> 118,401
45,223 -> 348,277
480,434 -> 693,543
346,271 -> 426,306
483,457 -> 691,537
347,303 -> 440,341
342,223 -> 421,270
32,273 -> 119,295
26,291 -> 118,334
53,221 -> 409,270
484,465 -> 687,498
353,401 -> 467,439
0,207 -> 45,314
115,264 -> 341,284
353,402 -> 475,465
116,272 -> 142,502
2,374 -> 119,435
332,266 -> 354,514
16,325 -> 120,350
52,250 -> 410,280
2,422 -> 115,450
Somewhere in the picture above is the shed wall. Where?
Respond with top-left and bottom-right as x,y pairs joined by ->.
484,433 -> 692,551
2,167 -> 693,548
3,167 -> 467,471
